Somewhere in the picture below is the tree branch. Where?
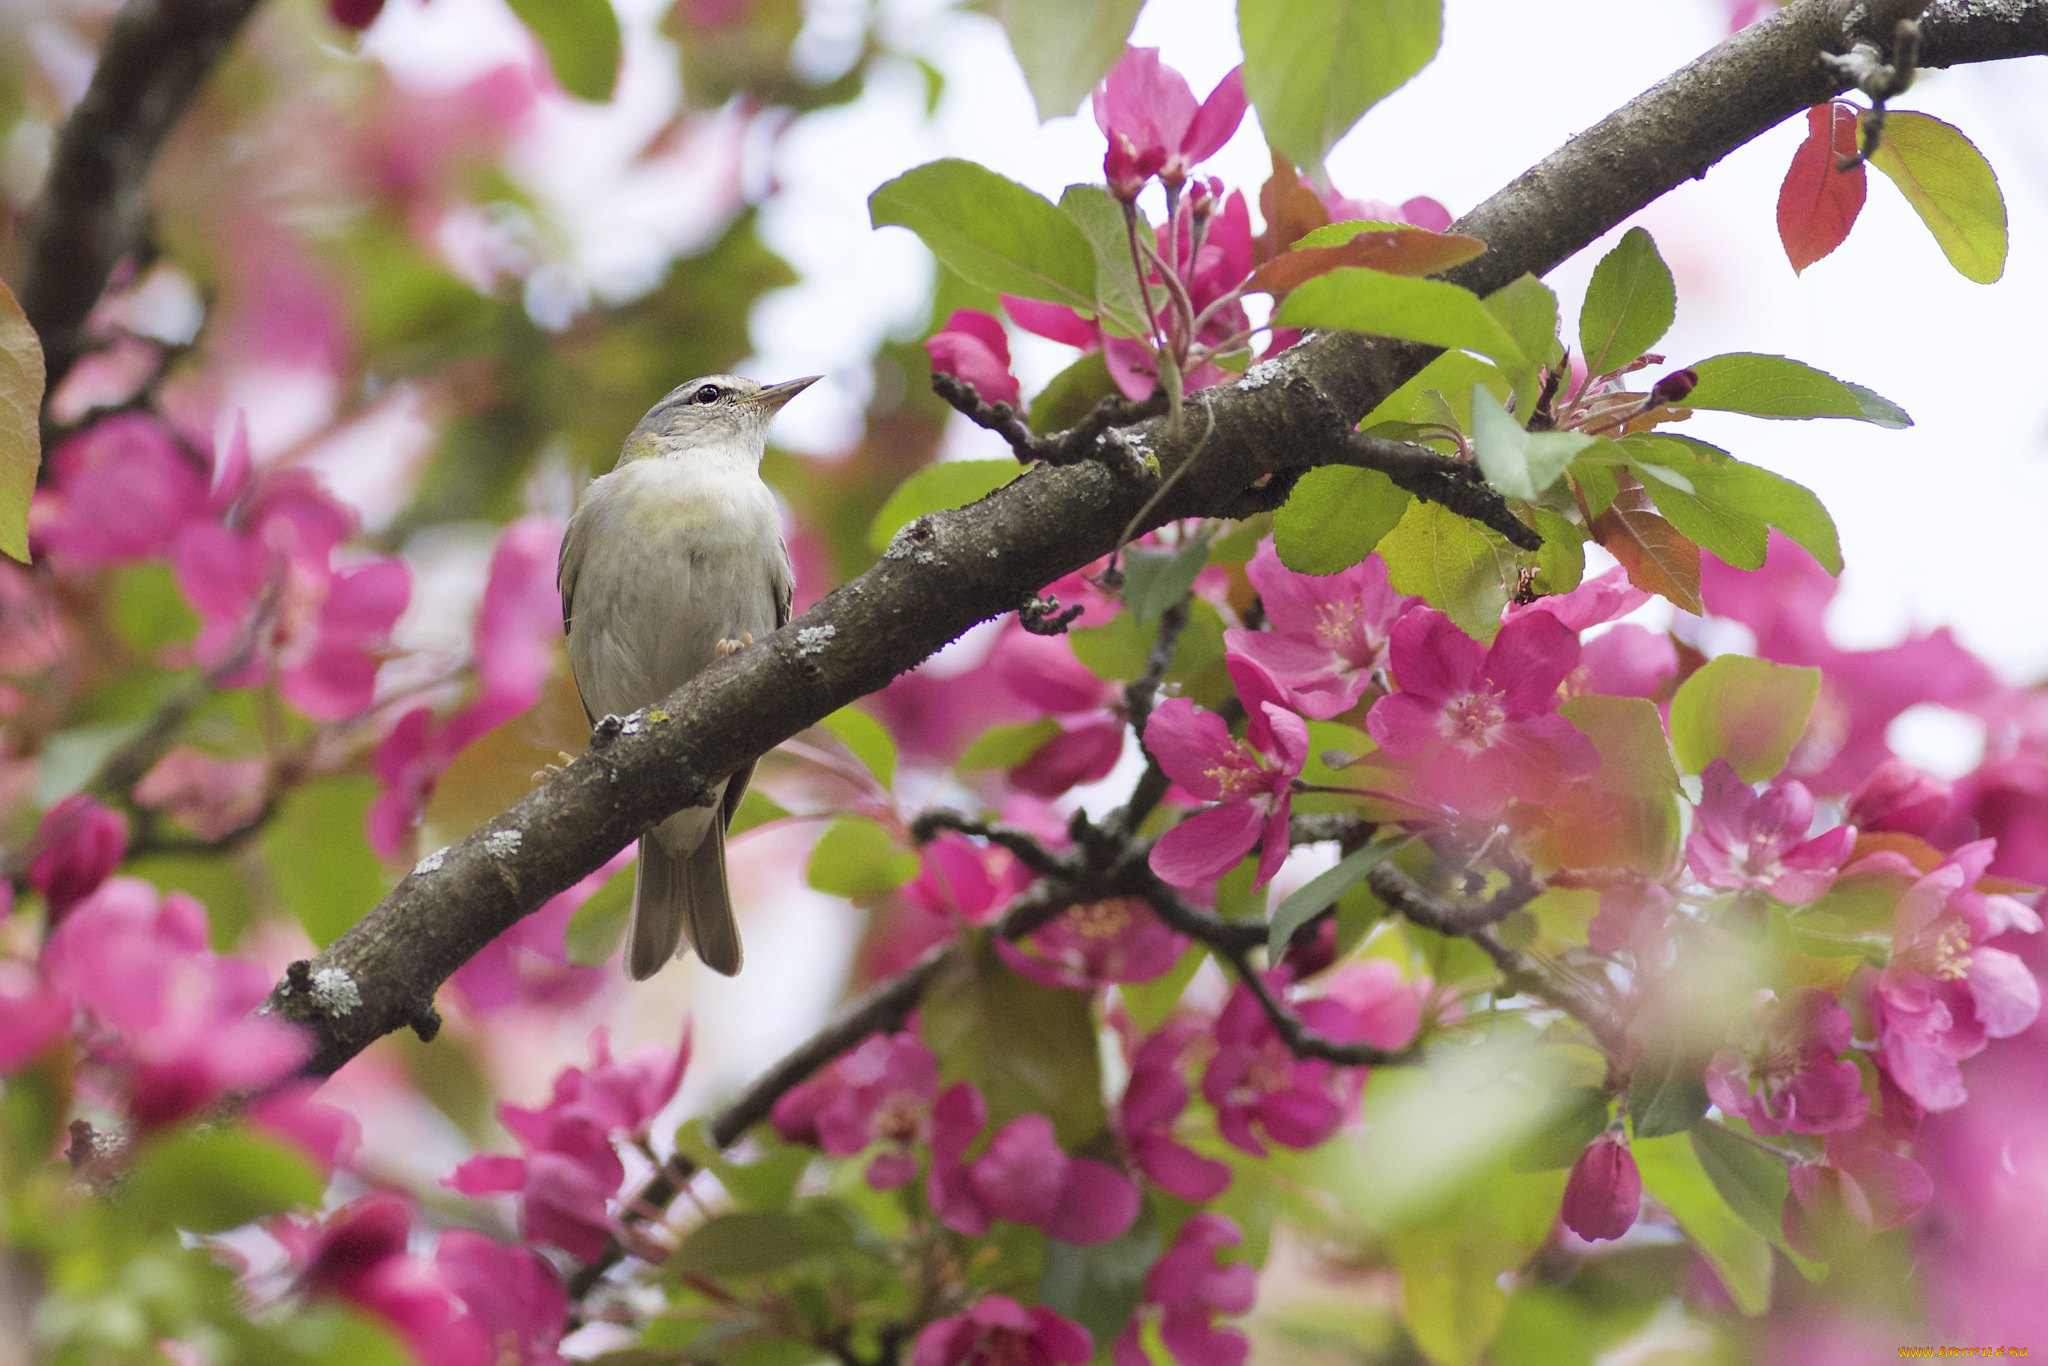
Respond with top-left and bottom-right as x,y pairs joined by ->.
263,0 -> 2048,1081
17,0 -> 267,398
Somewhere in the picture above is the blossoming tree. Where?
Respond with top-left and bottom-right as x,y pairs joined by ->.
3,0 -> 2048,1362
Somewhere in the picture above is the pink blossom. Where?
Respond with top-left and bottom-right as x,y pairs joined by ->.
1847,760 -> 1952,837
998,899 -> 1185,989
1366,607 -> 1598,816
1202,973 -> 1374,1156
32,415 -> 212,567
133,746 -> 269,842
1783,1122 -> 1932,1258
41,878 -> 309,1128
445,851 -> 617,1015
27,794 -> 127,915
1510,566 -> 1648,633
279,1194 -> 488,1366
771,1032 -> 942,1190
1093,49 -> 1246,198
1869,840 -> 2042,1111
173,468 -> 410,722
1561,1134 -> 1641,1241
1586,879 -> 1676,956
1116,1019 -> 1231,1202
1322,190 -> 1455,233
446,1025 -> 689,1259
925,310 -> 1023,409
1685,759 -> 1853,905
1146,655 -> 1308,889
434,1230 -> 570,1366
0,961 -> 68,1075
1576,624 -> 1678,699
0,561 -> 68,674
913,1294 -> 1092,1366
370,516 -> 563,855
1104,189 -> 1255,398
1113,1214 -> 1257,1366
1704,988 -> 1868,1135
248,1082 -> 362,1176
988,623 -> 1125,797
1222,542 -> 1411,719
926,1083 -> 1140,1245
328,0 -> 385,30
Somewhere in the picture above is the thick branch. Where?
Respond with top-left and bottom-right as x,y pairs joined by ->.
18,0 -> 266,395
265,0 -> 2048,1078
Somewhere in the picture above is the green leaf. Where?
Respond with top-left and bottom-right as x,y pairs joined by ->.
109,564 -> 200,652
1268,842 -> 1393,957
921,933 -> 1106,1145
1668,655 -> 1821,781
1684,352 -> 1910,427
957,717 -> 1063,771
1379,499 -> 1514,640
674,1122 -> 812,1212
1578,228 -> 1675,374
1273,465 -> 1410,574
1470,387 -> 1592,500
1028,349 -> 1118,435
1383,1164 -> 1566,1365
1360,348 -> 1505,432
1122,532 -> 1212,624
1866,109 -> 2007,284
806,817 -> 919,899
1560,696 -> 1680,800
867,459 -> 1022,551
671,1209 -> 855,1278
1626,1050 -> 1708,1139
1621,434 -> 1842,574
1631,460 -> 1769,571
819,705 -> 898,788
1277,268 -> 1524,367
127,1130 -> 325,1234
1529,507 -> 1584,596
1483,274 -> 1559,408
505,0 -> 622,102
0,280 -> 44,563
871,160 -> 1099,311
1040,1204 -> 1161,1347
263,778 -> 385,947
1634,1132 -> 1774,1315
1239,0 -> 1443,173
1059,183 -> 1152,337
727,784 -> 789,837
1690,1121 -> 1797,1255
985,0 -> 1144,120
564,865 -> 635,965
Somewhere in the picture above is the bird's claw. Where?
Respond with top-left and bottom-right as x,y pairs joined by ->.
530,750 -> 577,784
714,633 -> 756,657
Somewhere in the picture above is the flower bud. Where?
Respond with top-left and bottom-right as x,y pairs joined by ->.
1562,1132 -> 1641,1241
1649,368 -> 1698,406
27,795 -> 127,916
1845,759 -> 1951,836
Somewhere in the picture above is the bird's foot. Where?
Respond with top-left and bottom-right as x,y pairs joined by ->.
590,714 -> 627,752
714,633 -> 756,657
530,750 -> 577,784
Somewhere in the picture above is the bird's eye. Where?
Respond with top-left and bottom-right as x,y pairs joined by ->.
691,384 -> 724,405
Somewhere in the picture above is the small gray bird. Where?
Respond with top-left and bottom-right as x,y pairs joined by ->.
558,373 -> 814,979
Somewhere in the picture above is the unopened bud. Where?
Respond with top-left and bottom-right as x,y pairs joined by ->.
1649,368 -> 1698,406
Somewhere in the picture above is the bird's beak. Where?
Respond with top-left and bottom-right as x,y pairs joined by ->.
748,375 -> 821,413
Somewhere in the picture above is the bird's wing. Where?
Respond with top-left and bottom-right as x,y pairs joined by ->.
719,537 -> 796,832
557,511 -> 596,723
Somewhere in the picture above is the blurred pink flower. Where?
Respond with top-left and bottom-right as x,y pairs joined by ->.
279,1193 -> 489,1366
248,1081 -> 362,1176
988,624 -> 1124,797
0,961 -> 68,1075
1561,1133 -> 1640,1241
1783,1122 -> 1932,1258
445,850 -> 618,1015
1223,541 -> 1410,719
32,415 -> 212,567
1321,190 -> 1455,233
913,1294 -> 1092,1366
1685,759 -> 1853,905
446,1025 -> 689,1259
174,468 -> 409,722
771,1031 -> 941,1191
1116,1019 -> 1231,1202
41,878 -> 309,1128
1114,1213 -> 1257,1366
1093,49 -> 1246,198
1704,988 -> 1867,1136
1366,607 -> 1597,817
1146,654 -> 1308,890
327,0 -> 385,32
1576,624 -> 1678,699
133,746 -> 269,842
26,794 -> 127,915
926,1082 -> 1140,1245
0,561 -> 69,674
1870,840 -> 2041,1111
998,898 -> 1184,989
925,310 -> 1023,409
434,1230 -> 570,1366
370,516 -> 562,856
1847,759 -> 1952,837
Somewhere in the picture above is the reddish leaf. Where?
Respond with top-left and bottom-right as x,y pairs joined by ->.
1591,480 -> 1702,614
1777,102 -> 1867,273
1257,150 -> 1329,263
1247,229 -> 1487,294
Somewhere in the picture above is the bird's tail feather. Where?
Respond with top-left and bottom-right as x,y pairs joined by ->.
626,821 -> 743,979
